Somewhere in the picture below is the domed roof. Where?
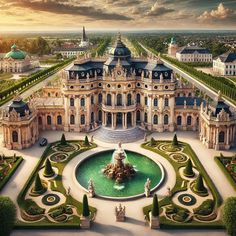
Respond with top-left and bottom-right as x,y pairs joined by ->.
109,33 -> 131,59
170,37 -> 176,44
9,97 -> 30,117
4,44 -> 27,60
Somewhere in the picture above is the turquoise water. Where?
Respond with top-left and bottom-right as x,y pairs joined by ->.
75,150 -> 163,198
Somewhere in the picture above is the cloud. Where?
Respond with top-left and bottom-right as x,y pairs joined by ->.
106,0 -> 141,6
198,3 -> 236,23
146,1 -> 174,16
6,0 -> 133,21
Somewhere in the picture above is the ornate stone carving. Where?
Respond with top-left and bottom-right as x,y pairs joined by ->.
115,204 -> 126,222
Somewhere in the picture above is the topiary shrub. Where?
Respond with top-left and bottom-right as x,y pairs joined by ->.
222,197 -> 236,235
43,158 -> 55,177
194,174 -> 207,193
60,133 -> 67,146
32,173 -> 46,194
172,133 -> 179,147
151,194 -> 159,217
0,196 -> 16,236
84,136 -> 90,147
193,199 -> 214,216
150,137 -> 156,147
82,194 -> 90,217
183,159 -> 194,177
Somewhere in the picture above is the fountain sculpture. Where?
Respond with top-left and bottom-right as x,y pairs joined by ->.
103,142 -> 136,183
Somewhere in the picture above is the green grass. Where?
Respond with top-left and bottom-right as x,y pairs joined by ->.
0,72 -> 13,80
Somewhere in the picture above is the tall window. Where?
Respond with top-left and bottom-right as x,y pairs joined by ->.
136,110 -> 141,122
81,114 -> 85,125
177,116 -> 182,125
136,93 -> 141,104
12,131 -> 18,142
98,110 -> 102,122
144,112 -> 148,123
145,97 -> 148,106
91,95 -> 94,105
153,115 -> 158,124
47,115 -> 52,125
117,94 -> 122,106
70,114 -> 75,125
70,98 -> 74,107
98,93 -> 102,103
219,131 -> 225,143
107,94 -> 111,106
164,114 -> 168,125
153,98 -> 158,107
187,116 -> 192,125
57,115 -> 62,125
91,112 -> 94,123
80,98 -> 85,107
127,93 -> 132,106
164,98 -> 169,107
38,116 -> 42,125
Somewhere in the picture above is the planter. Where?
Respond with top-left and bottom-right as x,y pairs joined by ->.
149,212 -> 160,229
80,216 -> 91,229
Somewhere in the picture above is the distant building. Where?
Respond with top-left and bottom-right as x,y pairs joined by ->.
79,26 -> 90,48
213,51 -> 236,76
176,45 -> 212,62
168,37 -> 178,57
0,44 -> 39,73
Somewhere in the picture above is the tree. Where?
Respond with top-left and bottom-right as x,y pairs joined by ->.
183,159 -> 194,177
60,133 -> 67,145
0,196 -> 16,236
194,174 -> 207,193
43,158 -> 55,177
172,133 -> 179,147
82,194 -> 90,217
33,173 -> 45,194
150,137 -> 156,147
222,197 -> 236,235
84,136 -> 90,146
151,194 -> 159,217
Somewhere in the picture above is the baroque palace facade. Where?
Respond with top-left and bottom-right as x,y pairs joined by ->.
1,35 -> 236,150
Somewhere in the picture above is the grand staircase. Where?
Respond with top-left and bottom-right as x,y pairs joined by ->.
94,126 -> 147,143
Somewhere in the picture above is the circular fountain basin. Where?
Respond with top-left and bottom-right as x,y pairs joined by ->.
75,150 -> 164,199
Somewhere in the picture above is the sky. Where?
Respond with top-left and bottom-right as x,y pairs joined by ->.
0,0 -> 236,31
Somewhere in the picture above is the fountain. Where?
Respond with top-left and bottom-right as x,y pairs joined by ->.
103,142 -> 136,183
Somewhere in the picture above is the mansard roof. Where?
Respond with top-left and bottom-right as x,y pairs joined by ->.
177,46 -> 211,55
209,100 -> 232,117
175,97 -> 203,106
216,51 -> 236,63
8,97 -> 30,117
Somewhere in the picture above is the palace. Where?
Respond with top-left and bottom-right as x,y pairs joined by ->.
1,35 -> 235,150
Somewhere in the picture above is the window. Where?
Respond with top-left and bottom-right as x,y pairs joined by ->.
177,116 -> 182,125
91,95 -> 94,105
70,98 -> 74,107
81,114 -> 85,125
98,110 -> 102,122
80,98 -> 85,107
127,93 -> 132,106
187,116 -> 192,125
136,94 -> 141,104
91,112 -> 94,123
136,110 -> 141,122
98,93 -> 102,103
164,114 -> 168,125
219,131 -> 225,143
117,94 -> 122,106
153,98 -> 158,107
107,94 -> 111,106
145,97 -> 148,106
47,115 -> 52,125
38,116 -> 42,125
164,98 -> 169,107
57,115 -> 62,125
12,131 -> 18,142
144,112 -> 148,123
153,115 -> 158,124
70,115 -> 75,125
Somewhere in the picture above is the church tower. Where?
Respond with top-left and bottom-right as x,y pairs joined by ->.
168,37 -> 178,57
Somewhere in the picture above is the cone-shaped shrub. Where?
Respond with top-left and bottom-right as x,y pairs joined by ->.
194,174 -> 207,193
84,136 -> 90,146
151,194 -> 159,217
60,133 -> 67,145
82,194 -> 90,217
183,159 -> 194,177
172,133 -> 179,147
43,158 -> 55,177
150,137 -> 156,147
33,173 -> 45,194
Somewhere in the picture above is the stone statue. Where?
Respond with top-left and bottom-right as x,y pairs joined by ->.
115,203 -> 126,222
144,133 -> 147,142
144,178 -> 151,197
88,178 -> 95,198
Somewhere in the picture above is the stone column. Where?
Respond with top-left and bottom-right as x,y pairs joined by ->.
112,93 -> 115,107
226,127 -> 230,149
114,113 -> 117,129
215,128 -> 219,150
104,112 -> 107,126
112,113 -> 115,129
64,97 -> 69,131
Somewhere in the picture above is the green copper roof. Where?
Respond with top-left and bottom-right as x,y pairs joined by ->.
5,44 -> 27,60
170,37 -> 176,44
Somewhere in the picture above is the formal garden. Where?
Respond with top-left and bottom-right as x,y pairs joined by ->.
16,134 -> 96,229
142,134 -> 223,229
0,153 -> 23,191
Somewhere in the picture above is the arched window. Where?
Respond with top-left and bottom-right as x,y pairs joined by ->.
38,116 -> 42,125
136,110 -> 141,122
12,131 -> 18,143
80,98 -> 85,107
164,98 -> 169,107
153,98 -> 158,107
219,131 -> 225,143
70,97 -> 74,107
70,114 -> 75,125
98,93 -> 102,103
127,93 -> 132,106
164,114 -> 168,125
47,115 -> 52,125
145,97 -> 148,106
81,114 -> 85,125
107,94 -> 111,106
98,110 -> 102,122
144,112 -> 148,123
153,115 -> 158,124
91,112 -> 94,123
117,94 -> 122,106
187,116 -> 192,125
136,94 -> 141,104
177,116 -> 182,125
91,95 -> 94,105
57,115 -> 62,125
